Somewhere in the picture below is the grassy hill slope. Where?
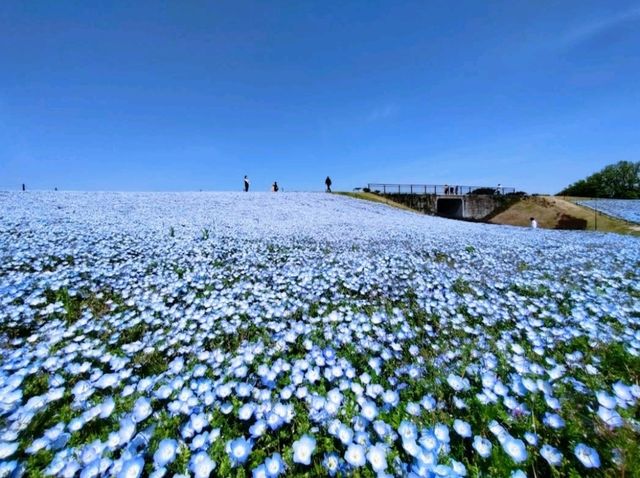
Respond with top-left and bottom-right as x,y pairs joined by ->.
489,196 -> 640,235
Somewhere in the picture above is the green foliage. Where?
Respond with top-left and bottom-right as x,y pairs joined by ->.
558,161 -> 640,198
22,372 -> 50,400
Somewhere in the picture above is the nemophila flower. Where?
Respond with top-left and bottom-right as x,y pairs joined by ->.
402,438 -> 420,457
264,453 -> 285,477
382,390 -> 399,407
117,456 -> 144,478
238,403 -> 256,421
543,413 -> 565,429
398,420 -> 418,441
190,413 -> 208,432
153,438 -> 178,467
447,373 -> 469,391
190,451 -> 216,478
597,406 -> 623,428
249,420 -> 267,438
613,382 -> 634,404
323,452 -> 340,476
361,400 -> 378,421
419,430 -> 439,451
132,397 -> 152,423
292,434 -> 316,465
575,444 -> 600,468
337,424 -> 354,445
0,441 -> 18,459
524,432 -> 538,446
367,444 -> 387,472
119,418 -> 137,445
540,444 -> 563,466
473,436 -> 492,458
252,464 -> 268,478
226,437 -> 253,466
596,391 -> 617,409
434,423 -> 450,443
502,437 -> 528,463
344,443 -> 366,467
453,419 -> 472,438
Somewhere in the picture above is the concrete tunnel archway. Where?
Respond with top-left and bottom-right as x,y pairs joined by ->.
436,198 -> 464,219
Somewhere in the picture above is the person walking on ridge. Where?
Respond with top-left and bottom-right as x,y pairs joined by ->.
325,176 -> 332,193
272,181 -> 279,192
243,175 -> 250,192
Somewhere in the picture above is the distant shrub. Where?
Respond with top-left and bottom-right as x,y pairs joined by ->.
468,187 -> 495,195
362,187 -> 371,193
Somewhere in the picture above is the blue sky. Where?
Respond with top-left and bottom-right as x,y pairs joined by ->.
1,1 -> 639,193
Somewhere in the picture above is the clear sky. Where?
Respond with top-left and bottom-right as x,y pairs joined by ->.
1,1 -> 639,193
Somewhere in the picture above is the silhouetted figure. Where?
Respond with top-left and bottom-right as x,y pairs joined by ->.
54,187 -> 58,191
495,183 -> 502,195
272,181 -> 279,192
325,176 -> 332,192
444,184 -> 449,195
243,175 -> 250,192
22,183 -> 25,191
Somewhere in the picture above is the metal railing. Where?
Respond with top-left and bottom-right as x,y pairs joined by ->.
366,183 -> 516,196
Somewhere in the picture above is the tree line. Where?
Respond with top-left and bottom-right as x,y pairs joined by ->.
558,161 -> 640,199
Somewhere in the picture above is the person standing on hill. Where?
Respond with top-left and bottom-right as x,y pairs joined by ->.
325,176 -> 332,193
243,175 -> 250,192
272,181 -> 279,192
530,217 -> 538,229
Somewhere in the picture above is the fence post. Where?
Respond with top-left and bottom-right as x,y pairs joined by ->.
383,185 -> 386,194
410,185 -> 413,194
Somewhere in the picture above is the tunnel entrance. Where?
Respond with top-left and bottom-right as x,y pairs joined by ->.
436,198 -> 464,219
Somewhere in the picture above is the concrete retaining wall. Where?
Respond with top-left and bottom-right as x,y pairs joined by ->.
382,193 -> 514,220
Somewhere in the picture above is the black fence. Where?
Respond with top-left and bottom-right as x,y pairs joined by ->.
366,183 -> 516,196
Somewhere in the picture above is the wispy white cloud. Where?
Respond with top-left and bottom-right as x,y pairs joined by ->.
365,103 -> 398,122
560,6 -> 640,47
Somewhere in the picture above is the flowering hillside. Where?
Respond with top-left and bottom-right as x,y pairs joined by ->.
577,199 -> 640,224
1,192 -> 639,477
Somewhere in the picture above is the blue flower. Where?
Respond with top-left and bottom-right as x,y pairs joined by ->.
540,444 -> 563,466
117,456 -> 144,478
153,438 -> 178,468
323,452 -> 340,476
190,451 -> 216,478
398,420 -> 417,441
264,453 -> 285,477
227,437 -> 253,466
453,419 -> 472,438
292,434 -> 316,466
344,443 -> 366,467
574,444 -> 600,468
473,436 -> 492,458
597,406 -> 623,428
502,437 -> 527,463
366,444 -> 387,472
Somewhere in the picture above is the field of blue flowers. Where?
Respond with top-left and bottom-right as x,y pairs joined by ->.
577,199 -> 640,224
1,192 -> 639,478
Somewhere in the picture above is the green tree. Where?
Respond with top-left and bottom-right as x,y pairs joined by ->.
558,161 -> 640,198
